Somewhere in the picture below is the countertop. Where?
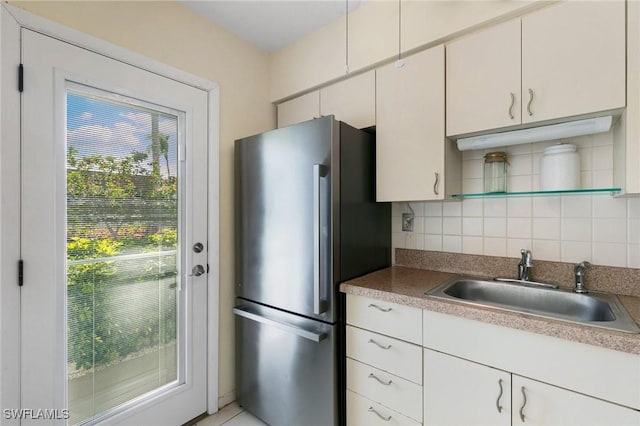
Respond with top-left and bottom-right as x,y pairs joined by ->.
340,266 -> 640,355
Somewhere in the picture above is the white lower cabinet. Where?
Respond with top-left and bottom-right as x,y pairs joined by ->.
346,325 -> 422,385
347,390 -> 421,426
347,358 -> 422,422
347,294 -> 640,426
346,295 -> 423,425
424,349 -> 640,426
424,349 -> 511,425
512,376 -> 640,426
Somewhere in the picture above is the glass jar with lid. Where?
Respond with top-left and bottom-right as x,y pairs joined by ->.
484,152 -> 508,193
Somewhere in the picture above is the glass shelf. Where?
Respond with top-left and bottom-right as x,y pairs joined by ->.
451,187 -> 622,199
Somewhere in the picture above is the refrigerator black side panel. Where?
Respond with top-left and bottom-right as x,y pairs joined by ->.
338,123 -> 392,282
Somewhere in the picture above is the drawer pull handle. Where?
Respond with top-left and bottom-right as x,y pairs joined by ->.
519,386 -> 527,422
368,303 -> 392,312
367,338 -> 391,350
368,407 -> 391,421
368,373 -> 392,386
496,379 -> 504,413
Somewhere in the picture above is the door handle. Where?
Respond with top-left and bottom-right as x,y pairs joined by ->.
519,386 -> 527,422
508,92 -> 515,119
313,164 -> 328,315
190,265 -> 205,277
233,306 -> 327,342
496,379 -> 504,413
527,88 -> 534,116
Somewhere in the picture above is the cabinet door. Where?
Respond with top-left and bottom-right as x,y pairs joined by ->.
424,349 -> 511,426
276,90 -> 320,128
446,19 -> 521,136
513,376 -> 640,425
521,1 -> 625,124
320,71 -> 375,129
376,45 -> 445,201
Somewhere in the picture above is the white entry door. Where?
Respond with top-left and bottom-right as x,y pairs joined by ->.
20,28 -> 208,425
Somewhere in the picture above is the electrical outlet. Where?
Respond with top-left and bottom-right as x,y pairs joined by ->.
402,213 -> 414,232
405,233 -> 416,249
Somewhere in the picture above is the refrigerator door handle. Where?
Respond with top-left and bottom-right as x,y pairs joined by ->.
233,306 -> 328,343
313,164 -> 328,315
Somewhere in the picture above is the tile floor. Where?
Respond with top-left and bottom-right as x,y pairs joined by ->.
196,403 -> 266,426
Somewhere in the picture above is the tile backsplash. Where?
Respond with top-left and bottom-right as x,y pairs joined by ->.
392,131 -> 640,268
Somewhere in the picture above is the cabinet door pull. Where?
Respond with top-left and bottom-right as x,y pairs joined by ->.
368,373 -> 392,386
496,379 -> 504,413
368,303 -> 392,312
527,88 -> 534,116
519,386 -> 527,422
508,92 -> 515,119
368,407 -> 391,421
368,338 -> 392,350
433,172 -> 440,195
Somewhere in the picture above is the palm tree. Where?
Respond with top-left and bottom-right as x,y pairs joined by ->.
148,113 -> 171,177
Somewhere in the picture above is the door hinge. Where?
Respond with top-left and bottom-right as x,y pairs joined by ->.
18,64 -> 23,93
18,259 -> 24,286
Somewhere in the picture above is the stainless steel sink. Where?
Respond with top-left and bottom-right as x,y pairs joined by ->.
427,278 -> 640,334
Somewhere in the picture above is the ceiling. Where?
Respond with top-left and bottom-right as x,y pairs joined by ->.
180,1 -> 366,52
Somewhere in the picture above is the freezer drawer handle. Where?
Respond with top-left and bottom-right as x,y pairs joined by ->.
368,303 -> 392,312
368,407 -> 391,421
368,338 -> 392,350
313,164 -> 328,315
233,307 -> 327,343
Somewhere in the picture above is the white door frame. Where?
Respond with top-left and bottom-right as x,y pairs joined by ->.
0,2 -> 220,419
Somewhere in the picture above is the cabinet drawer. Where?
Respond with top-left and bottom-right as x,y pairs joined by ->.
346,294 -> 422,344
347,325 -> 422,384
347,358 -> 422,422
347,390 -> 421,426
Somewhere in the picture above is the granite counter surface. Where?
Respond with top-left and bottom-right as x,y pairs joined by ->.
340,266 -> 640,355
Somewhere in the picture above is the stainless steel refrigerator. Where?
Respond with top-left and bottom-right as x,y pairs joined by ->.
233,116 -> 391,425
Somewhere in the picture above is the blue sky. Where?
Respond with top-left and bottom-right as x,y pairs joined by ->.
66,92 -> 179,177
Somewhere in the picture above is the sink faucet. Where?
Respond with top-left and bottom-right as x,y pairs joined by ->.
518,249 -> 533,281
574,261 -> 591,293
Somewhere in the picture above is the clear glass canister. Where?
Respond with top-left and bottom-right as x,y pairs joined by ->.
484,152 -> 508,193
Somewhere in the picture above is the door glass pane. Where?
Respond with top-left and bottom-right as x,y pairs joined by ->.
66,89 -> 180,425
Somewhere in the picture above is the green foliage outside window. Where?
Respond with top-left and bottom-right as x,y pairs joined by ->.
67,144 -> 178,371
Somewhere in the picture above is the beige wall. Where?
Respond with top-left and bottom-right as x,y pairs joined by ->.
10,0 -> 274,404
269,0 -> 548,102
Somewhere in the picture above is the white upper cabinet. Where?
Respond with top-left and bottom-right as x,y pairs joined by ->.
446,1 -> 625,137
376,45 -> 447,201
446,20 -> 522,137
320,71 -> 375,129
278,72 -> 375,130
521,1 -> 625,124
276,90 -> 320,128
